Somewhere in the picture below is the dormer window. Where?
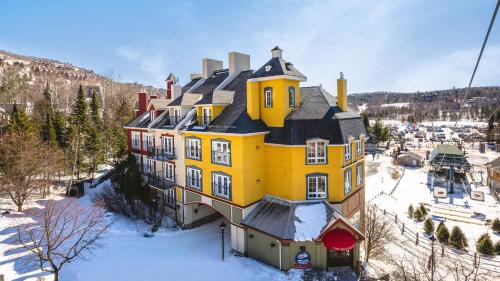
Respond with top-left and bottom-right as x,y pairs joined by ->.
265,65 -> 272,72
306,139 -> 327,164
202,108 -> 211,125
288,86 -> 295,107
264,87 -> 273,108
150,110 -> 155,122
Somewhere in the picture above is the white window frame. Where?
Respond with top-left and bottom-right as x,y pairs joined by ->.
356,141 -> 362,156
356,164 -> 363,186
186,138 -> 201,160
143,134 -> 153,151
150,110 -> 155,122
289,86 -> 295,107
132,132 -> 141,149
173,108 -> 182,123
212,140 -> 231,165
344,142 -> 352,161
163,136 -> 174,155
186,167 -> 202,190
264,88 -> 273,108
164,188 -> 176,207
202,107 -> 211,125
307,175 -> 327,199
306,141 -> 327,164
163,162 -> 175,182
212,173 -> 231,200
144,158 -> 154,174
344,170 -> 352,195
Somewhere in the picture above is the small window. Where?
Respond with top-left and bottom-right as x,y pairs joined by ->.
173,108 -> 181,124
144,158 -> 154,175
202,108 -> 211,126
164,162 -> 175,182
212,172 -> 231,200
186,167 -> 202,190
186,138 -> 201,160
212,140 -> 231,165
163,188 -> 176,208
307,174 -> 327,199
264,87 -> 273,108
356,164 -> 363,186
288,86 -> 295,107
163,136 -> 174,155
143,134 -> 153,151
344,170 -> 352,195
132,132 -> 141,149
356,141 -> 362,156
306,141 -> 327,164
150,110 -> 155,122
344,143 -> 352,161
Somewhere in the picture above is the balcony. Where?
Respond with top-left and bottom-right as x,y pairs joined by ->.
148,146 -> 176,161
143,142 -> 154,155
212,151 -> 231,165
146,173 -> 176,190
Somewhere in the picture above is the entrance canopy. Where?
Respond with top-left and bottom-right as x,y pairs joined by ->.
321,228 -> 356,251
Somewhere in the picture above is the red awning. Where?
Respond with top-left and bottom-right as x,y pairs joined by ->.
321,228 -> 356,251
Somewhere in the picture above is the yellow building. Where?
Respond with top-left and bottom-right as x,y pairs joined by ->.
127,47 -> 367,273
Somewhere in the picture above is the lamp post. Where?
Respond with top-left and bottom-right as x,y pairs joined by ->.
219,221 -> 226,261
428,234 -> 436,281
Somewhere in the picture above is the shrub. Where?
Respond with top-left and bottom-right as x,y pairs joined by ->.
449,226 -> 468,250
494,240 -> 500,255
419,204 -> 428,217
424,218 -> 434,235
436,222 -> 450,244
492,218 -> 500,233
413,208 -> 424,222
476,233 -> 494,255
408,204 -> 414,218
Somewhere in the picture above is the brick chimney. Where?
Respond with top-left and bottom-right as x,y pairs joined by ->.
165,73 -> 176,100
137,92 -> 148,116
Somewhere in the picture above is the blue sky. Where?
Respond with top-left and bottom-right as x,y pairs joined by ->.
1,0 -> 499,93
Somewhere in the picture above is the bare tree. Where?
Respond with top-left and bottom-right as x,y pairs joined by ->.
15,199 -> 110,281
364,203 -> 394,262
388,252 -> 448,281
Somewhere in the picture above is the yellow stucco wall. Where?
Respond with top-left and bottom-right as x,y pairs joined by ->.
195,105 -> 227,124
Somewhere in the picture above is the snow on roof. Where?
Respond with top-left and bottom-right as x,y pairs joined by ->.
294,203 -> 327,241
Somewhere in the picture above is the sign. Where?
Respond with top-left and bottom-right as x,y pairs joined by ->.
433,187 -> 447,198
294,250 -> 312,269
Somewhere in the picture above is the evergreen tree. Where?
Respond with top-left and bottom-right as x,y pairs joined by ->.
362,112 -> 370,132
436,222 -> 449,244
408,204 -> 414,218
492,218 -> 500,233
419,204 -> 428,217
86,90 -> 104,179
36,83 -> 57,145
494,240 -> 500,255
52,110 -> 68,149
424,218 -> 434,235
413,208 -> 424,222
68,85 -> 89,181
449,226 -> 468,250
372,118 -> 389,144
6,105 -> 34,134
476,233 -> 494,255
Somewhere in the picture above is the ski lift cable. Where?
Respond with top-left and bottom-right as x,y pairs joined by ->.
437,0 -> 499,171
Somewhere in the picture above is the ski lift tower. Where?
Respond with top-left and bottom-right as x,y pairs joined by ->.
429,144 -> 471,193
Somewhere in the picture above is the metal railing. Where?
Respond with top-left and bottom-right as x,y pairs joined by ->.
146,173 -> 176,190
148,146 -> 175,160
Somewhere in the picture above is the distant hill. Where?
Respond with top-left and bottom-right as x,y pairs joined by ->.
0,49 -> 164,112
349,87 -> 500,122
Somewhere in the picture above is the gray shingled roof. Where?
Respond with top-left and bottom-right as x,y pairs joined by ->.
125,111 -> 151,128
240,196 -> 340,240
250,57 -> 306,80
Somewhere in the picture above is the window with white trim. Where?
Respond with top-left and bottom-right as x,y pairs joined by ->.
212,173 -> 231,200
202,108 -> 211,126
150,110 -> 155,122
212,140 -> 231,165
356,164 -> 363,186
144,158 -> 154,174
163,136 -> 174,155
356,141 -> 362,156
344,142 -> 352,161
306,141 -> 327,164
163,162 -> 175,182
163,188 -> 176,207
307,174 -> 327,199
186,167 -> 202,190
132,132 -> 140,149
344,170 -> 352,195
289,86 -> 295,107
186,138 -> 201,160
143,134 -> 153,151
264,87 -> 273,108
173,108 -> 181,124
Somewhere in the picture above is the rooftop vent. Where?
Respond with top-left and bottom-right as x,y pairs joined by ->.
271,46 -> 283,58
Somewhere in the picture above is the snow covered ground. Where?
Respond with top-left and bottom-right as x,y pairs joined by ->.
0,171 -> 301,281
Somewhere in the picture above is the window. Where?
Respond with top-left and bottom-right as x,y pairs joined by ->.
150,110 -> 155,122
186,138 -> 201,160
212,140 -> 231,165
132,132 -> 140,149
202,108 -> 211,125
212,173 -> 231,200
306,141 -> 327,164
186,167 -> 202,190
163,136 -> 174,155
356,141 -> 362,156
344,143 -> 352,161
173,108 -> 181,124
344,170 -> 352,195
163,188 -> 176,208
164,162 -> 175,182
307,174 -> 327,199
264,87 -> 273,108
143,134 -> 153,151
356,164 -> 363,186
144,158 -> 154,174
288,86 -> 295,107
